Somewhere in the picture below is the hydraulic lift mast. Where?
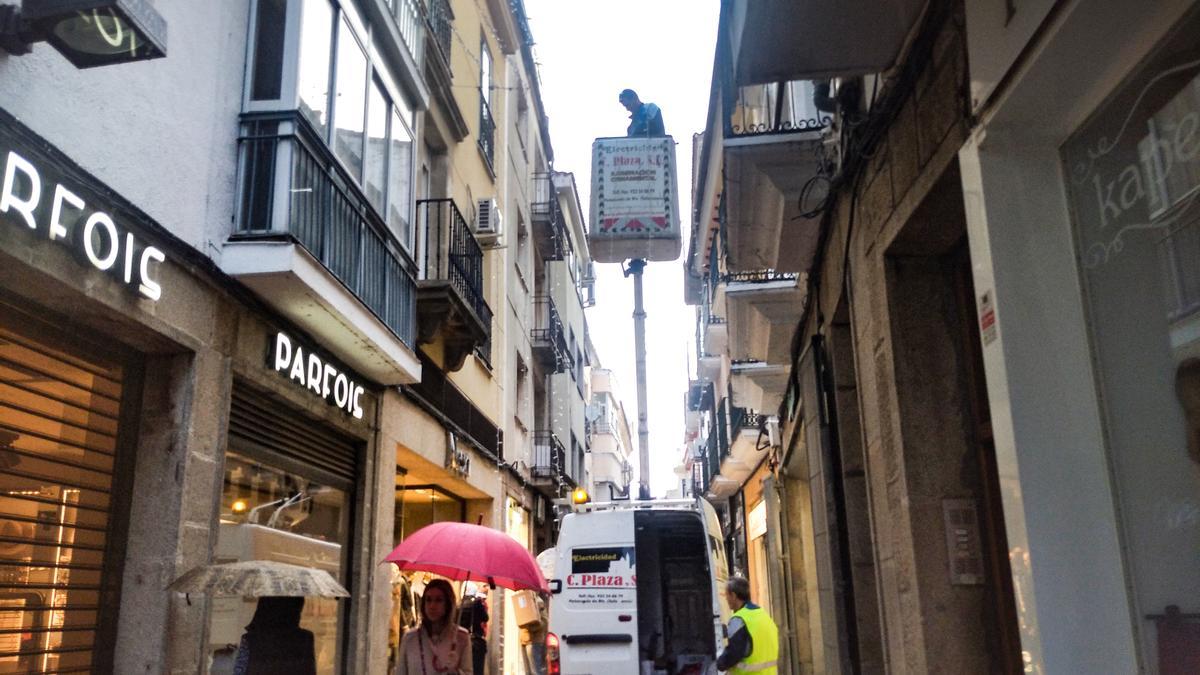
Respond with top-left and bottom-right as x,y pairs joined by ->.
625,258 -> 651,500
588,135 -> 681,500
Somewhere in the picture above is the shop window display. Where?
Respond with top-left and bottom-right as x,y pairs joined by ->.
1063,11 -> 1200,671
206,453 -> 349,674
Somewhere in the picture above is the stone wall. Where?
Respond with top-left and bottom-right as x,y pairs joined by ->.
781,3 -> 986,672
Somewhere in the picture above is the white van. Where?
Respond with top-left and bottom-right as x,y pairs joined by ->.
546,498 -> 730,675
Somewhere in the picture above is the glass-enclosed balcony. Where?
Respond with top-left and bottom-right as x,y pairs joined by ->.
225,111 -> 421,384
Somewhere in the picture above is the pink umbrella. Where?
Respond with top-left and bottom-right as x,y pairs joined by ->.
385,522 -> 548,592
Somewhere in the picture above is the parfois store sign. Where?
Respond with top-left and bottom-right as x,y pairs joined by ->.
0,128 -> 166,301
272,332 -> 366,420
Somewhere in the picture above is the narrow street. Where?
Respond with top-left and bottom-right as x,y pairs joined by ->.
0,0 -> 1197,673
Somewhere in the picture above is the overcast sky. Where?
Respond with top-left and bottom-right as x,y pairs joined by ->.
523,0 -> 720,495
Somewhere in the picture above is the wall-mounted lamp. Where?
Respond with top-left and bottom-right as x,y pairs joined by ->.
0,0 -> 167,68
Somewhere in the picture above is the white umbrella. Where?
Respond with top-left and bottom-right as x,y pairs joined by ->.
168,560 -> 349,598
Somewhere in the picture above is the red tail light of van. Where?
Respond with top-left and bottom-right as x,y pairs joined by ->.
546,632 -> 561,675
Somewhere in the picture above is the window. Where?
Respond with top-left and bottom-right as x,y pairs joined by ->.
250,0 -> 287,100
212,454 -> 349,674
514,352 -> 529,429
514,213 -> 529,284
364,78 -> 388,212
515,76 -> 529,155
387,107 -> 414,247
479,36 -> 491,110
332,17 -> 367,182
478,36 -> 495,166
243,0 -> 419,252
296,0 -> 334,136
1061,14 -> 1200,671
212,386 -> 360,674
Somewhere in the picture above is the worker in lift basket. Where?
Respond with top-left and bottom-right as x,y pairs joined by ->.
717,576 -> 780,674
619,88 -> 666,137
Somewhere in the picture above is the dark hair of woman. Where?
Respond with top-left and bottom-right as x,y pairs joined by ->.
420,578 -> 459,637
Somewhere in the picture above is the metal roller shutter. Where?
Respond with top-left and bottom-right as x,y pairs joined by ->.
228,384 -> 360,490
0,321 -> 128,673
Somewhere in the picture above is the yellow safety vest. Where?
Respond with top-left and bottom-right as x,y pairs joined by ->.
730,605 -> 779,675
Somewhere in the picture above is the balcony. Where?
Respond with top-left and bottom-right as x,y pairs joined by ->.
384,0 -> 424,70
684,380 -> 712,434
531,173 -> 568,261
727,80 -> 829,140
731,359 -> 789,413
415,199 -> 493,370
419,0 -> 467,142
724,269 -> 804,365
704,403 -> 763,499
697,353 -> 727,385
722,83 -> 826,275
727,0 -> 923,83
531,295 -> 572,373
423,0 -> 452,71
532,430 -> 573,491
223,112 -> 421,385
700,295 -> 729,357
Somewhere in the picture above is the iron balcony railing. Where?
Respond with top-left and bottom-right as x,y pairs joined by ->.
531,295 -> 572,373
725,269 -> 800,284
705,424 -> 721,489
731,406 -> 765,433
591,418 -> 615,436
727,80 -> 831,138
693,460 -> 707,497
479,96 -> 496,168
532,430 -> 567,481
531,172 -> 570,260
687,380 -> 713,412
531,172 -> 557,222
422,0 -> 452,70
708,230 -> 723,292
415,199 -> 492,332
235,112 -> 417,347
387,0 -> 425,69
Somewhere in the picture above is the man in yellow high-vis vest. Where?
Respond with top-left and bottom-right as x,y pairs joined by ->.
716,576 -> 779,674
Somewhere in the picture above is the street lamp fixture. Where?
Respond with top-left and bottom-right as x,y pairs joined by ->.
0,0 -> 167,68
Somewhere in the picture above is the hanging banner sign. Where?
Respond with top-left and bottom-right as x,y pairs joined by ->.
588,136 -> 682,263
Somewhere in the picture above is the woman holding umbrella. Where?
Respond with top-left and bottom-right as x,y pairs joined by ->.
387,521 -> 549,674
396,578 -> 472,675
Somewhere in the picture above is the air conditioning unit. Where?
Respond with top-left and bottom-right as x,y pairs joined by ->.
475,197 -> 503,246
